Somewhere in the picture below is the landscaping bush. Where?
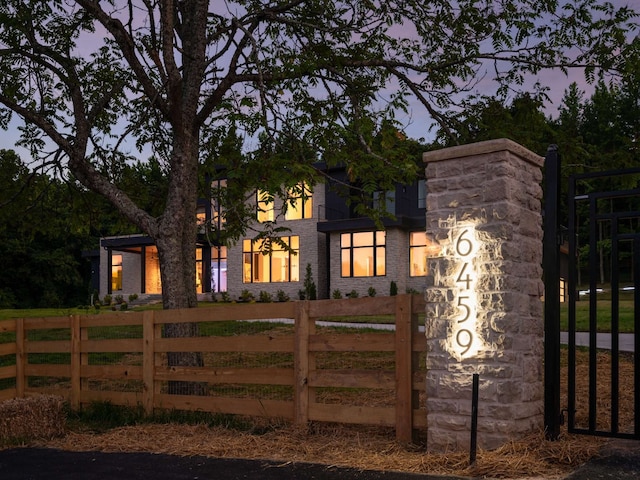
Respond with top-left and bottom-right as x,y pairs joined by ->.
239,290 -> 254,302
276,290 -> 290,302
258,291 -> 273,303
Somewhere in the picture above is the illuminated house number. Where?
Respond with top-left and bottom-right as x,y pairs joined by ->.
452,228 -> 478,358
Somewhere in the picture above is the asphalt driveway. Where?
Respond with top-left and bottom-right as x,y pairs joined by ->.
0,448 -> 459,480
2,441 -> 640,480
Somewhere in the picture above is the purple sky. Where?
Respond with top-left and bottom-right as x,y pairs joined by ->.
2,1 -> 639,162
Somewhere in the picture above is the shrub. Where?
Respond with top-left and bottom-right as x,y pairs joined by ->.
303,263 -> 317,300
114,294 -> 124,305
128,293 -> 138,302
347,289 -> 359,298
332,289 -> 343,299
102,294 -> 112,306
276,290 -> 290,302
239,289 -> 255,302
368,287 -> 376,297
0,289 -> 17,309
220,292 -> 231,303
390,281 -> 398,296
119,302 -> 128,311
258,291 -> 273,303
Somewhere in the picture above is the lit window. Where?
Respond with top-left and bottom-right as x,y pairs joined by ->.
196,207 -> 206,227
111,254 -> 123,291
285,183 -> 313,220
341,231 -> 386,277
211,246 -> 227,292
243,236 -> 299,283
410,231 -> 428,277
196,248 -> 203,293
257,190 -> 274,222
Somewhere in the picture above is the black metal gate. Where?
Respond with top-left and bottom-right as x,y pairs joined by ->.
544,146 -> 640,439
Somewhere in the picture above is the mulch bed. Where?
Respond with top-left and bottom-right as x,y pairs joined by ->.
1,348 -> 634,479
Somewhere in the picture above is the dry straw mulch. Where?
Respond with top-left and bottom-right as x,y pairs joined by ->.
0,394 -> 65,444
27,421 -> 605,479
2,347 -> 629,478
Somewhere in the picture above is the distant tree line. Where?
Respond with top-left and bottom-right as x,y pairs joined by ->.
435,78 -> 640,286
1,78 -> 638,308
0,151 -> 169,308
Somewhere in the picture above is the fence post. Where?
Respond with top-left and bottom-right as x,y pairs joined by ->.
543,145 -> 561,440
15,318 -> 24,398
395,294 -> 414,443
294,300 -> 310,426
142,310 -> 155,415
70,315 -> 81,409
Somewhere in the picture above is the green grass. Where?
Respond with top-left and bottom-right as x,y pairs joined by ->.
560,299 -> 635,332
66,401 -> 263,433
0,307 -> 103,320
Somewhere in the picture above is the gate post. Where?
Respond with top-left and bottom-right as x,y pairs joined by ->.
542,145 -> 561,440
423,139 -> 545,452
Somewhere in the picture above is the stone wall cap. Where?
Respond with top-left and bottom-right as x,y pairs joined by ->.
423,138 -> 544,167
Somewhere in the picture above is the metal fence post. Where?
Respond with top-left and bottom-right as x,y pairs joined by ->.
543,144 -> 561,440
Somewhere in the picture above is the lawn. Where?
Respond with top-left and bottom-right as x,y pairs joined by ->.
560,299 -> 636,333
0,295 -> 634,334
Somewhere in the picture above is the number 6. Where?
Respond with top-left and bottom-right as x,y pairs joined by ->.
455,229 -> 473,257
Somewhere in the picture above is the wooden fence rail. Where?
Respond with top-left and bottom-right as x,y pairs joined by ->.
0,294 -> 426,442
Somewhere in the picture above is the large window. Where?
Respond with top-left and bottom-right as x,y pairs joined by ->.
211,246 -> 227,292
409,231 -> 428,277
341,231 -> 386,277
243,236 -> 299,283
285,183 -> 313,220
257,190 -> 274,222
111,254 -> 123,291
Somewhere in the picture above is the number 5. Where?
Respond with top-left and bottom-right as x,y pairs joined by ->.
457,296 -> 471,322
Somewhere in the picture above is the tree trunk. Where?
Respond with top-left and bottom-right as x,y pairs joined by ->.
154,131 -> 206,395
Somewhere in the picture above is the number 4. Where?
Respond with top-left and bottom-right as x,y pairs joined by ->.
456,263 -> 472,289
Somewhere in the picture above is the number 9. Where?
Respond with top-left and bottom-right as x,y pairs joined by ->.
456,329 -> 473,355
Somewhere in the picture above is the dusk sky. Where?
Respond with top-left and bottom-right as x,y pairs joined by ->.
2,1 -> 639,162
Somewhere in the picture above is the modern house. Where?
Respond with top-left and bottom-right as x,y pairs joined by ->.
96,165 -> 429,302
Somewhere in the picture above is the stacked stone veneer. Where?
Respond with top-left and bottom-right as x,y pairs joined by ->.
423,139 -> 545,452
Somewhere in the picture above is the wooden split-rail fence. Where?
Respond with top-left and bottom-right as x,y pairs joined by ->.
0,294 -> 426,442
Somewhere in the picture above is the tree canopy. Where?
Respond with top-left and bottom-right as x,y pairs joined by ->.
0,0 -> 638,309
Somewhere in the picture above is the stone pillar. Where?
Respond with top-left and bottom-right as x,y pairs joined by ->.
423,139 -> 545,452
